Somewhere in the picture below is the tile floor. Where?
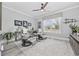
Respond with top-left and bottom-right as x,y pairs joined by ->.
2,36 -> 75,56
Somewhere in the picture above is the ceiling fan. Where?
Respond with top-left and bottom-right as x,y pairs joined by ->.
33,2 -> 48,11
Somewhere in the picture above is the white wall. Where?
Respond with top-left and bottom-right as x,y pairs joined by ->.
0,7 -> 1,32
1,6 -> 36,33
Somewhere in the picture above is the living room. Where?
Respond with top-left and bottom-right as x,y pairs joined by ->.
0,2 -> 79,56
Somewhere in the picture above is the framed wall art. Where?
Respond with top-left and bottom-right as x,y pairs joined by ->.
14,20 -> 22,26
23,21 -> 28,28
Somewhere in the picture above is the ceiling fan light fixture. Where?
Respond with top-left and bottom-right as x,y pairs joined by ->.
41,9 -> 44,11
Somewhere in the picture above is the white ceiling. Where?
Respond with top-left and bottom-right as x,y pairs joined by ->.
2,2 -> 79,18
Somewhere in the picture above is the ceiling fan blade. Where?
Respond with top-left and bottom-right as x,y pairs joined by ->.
43,2 -> 48,9
33,9 -> 41,11
32,2 -> 48,11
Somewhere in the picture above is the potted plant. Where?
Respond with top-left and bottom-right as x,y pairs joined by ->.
69,24 -> 77,34
3,32 -> 14,44
77,26 -> 79,36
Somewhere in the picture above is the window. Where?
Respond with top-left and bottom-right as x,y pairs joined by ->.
42,17 -> 62,33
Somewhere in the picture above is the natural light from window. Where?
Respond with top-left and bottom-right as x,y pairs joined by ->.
42,17 -> 62,33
